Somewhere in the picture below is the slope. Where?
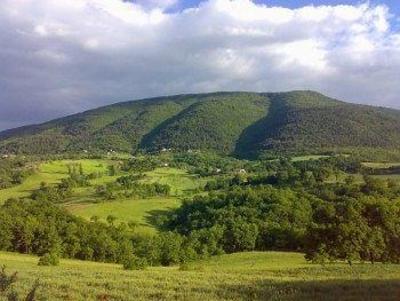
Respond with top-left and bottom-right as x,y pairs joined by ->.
1,91 -> 400,158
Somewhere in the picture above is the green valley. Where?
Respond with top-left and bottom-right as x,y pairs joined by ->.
2,92 -> 400,301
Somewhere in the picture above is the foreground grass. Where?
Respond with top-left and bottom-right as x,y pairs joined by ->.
1,251 -> 400,301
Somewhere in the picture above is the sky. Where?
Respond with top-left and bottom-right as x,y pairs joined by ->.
0,0 -> 399,131
179,0 -> 400,15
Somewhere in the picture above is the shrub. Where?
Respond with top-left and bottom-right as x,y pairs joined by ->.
122,254 -> 147,270
0,266 -> 17,293
0,266 -> 39,301
38,252 -> 59,266
178,262 -> 191,271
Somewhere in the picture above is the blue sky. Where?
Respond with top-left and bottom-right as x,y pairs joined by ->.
163,0 -> 400,33
177,0 -> 398,12
175,0 -> 399,26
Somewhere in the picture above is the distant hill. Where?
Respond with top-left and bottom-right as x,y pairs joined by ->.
1,91 -> 400,158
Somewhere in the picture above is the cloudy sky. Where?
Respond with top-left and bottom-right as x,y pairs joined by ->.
0,0 -> 399,130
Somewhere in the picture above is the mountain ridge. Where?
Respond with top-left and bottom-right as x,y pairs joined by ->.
1,90 -> 400,158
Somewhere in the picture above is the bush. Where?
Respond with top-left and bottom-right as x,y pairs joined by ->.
123,254 -> 147,270
178,262 -> 191,271
38,252 -> 59,266
0,266 -> 39,301
0,266 -> 17,293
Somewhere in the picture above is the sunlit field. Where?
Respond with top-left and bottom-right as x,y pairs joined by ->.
0,159 -> 110,204
0,160 -> 207,233
1,251 -> 400,301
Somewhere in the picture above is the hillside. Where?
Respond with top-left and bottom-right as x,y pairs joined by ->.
2,251 -> 400,301
1,91 -> 400,158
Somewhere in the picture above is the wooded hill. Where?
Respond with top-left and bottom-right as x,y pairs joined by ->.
1,91 -> 400,158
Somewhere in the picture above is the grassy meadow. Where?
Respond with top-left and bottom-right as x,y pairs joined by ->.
67,167 -> 207,231
66,197 -> 181,233
362,162 -> 400,169
0,159 -> 207,233
1,251 -> 400,301
0,159 -> 110,204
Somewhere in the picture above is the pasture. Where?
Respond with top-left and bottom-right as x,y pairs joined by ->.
0,159 -> 110,204
362,162 -> 400,169
67,167 -> 206,230
1,251 -> 400,301
67,197 -> 180,233
0,159 -> 206,232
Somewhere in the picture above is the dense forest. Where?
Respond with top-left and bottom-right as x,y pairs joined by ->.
2,91 -> 400,159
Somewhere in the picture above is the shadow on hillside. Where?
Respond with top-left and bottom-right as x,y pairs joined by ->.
139,104 -> 197,150
213,278 -> 400,301
144,209 -> 174,231
234,95 -> 286,158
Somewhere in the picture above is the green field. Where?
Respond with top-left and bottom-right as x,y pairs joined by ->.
291,155 -> 330,162
349,173 -> 400,184
362,162 -> 400,169
1,251 -> 400,301
0,159 -> 110,204
67,167 -> 206,231
0,160 -> 206,233
67,197 -> 181,233
140,168 -> 207,196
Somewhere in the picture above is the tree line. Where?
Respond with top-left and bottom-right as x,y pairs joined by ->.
0,197 -> 227,269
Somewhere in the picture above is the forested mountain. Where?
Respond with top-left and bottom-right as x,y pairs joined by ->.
1,91 -> 400,158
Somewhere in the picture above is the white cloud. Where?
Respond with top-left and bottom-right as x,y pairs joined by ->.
0,0 -> 399,130
134,0 -> 179,10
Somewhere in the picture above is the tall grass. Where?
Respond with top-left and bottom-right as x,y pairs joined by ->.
1,251 -> 400,301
